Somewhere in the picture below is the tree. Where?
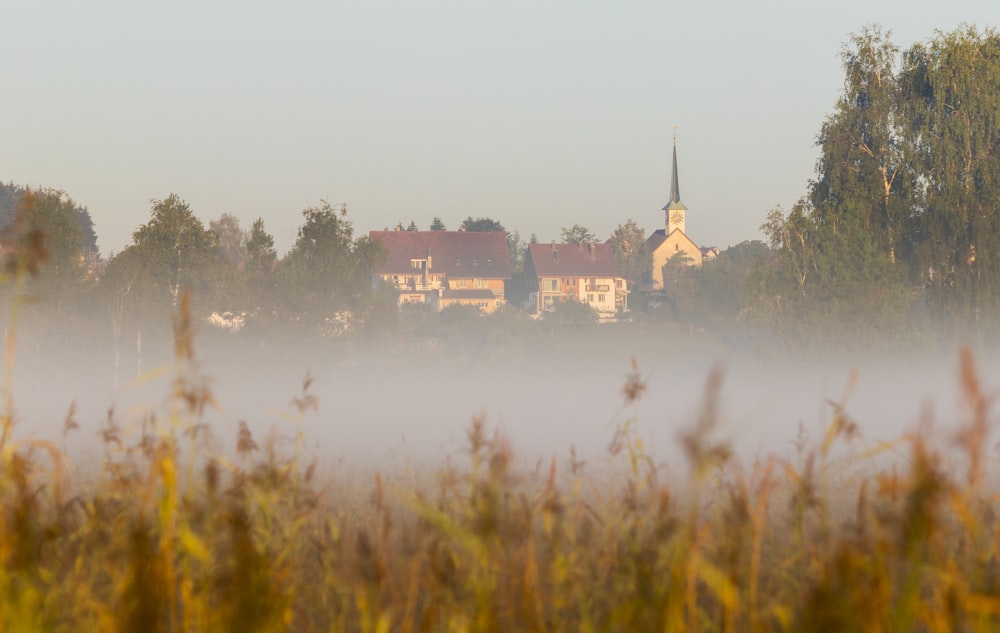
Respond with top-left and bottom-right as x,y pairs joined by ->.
245,218 -> 276,274
901,26 -> 1000,330
761,202 -> 815,296
22,189 -> 84,283
461,216 -> 505,233
755,27 -> 917,339
279,201 -> 385,331
0,182 -> 98,258
106,194 -> 221,311
782,25 -> 913,301
430,217 -> 447,231
560,224 -> 596,244
608,219 -> 651,286
658,252 -> 699,321
0,189 -> 87,351
210,213 -> 248,267
406,220 -> 418,232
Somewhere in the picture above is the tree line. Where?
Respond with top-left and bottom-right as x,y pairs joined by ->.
0,185 -> 662,355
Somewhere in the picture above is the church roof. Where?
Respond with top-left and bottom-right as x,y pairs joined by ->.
647,228 -> 699,252
661,139 -> 688,212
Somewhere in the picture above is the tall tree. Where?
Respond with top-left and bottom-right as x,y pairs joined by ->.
430,217 -> 447,231
798,25 -> 914,302
901,26 -> 1000,329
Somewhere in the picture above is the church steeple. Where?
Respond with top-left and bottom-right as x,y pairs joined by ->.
662,132 -> 687,234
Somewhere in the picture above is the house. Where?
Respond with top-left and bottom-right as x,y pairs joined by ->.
369,229 -> 511,313
647,137 -> 717,289
525,241 -> 628,316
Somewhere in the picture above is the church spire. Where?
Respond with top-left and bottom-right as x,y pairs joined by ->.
669,136 -> 682,205
662,130 -> 687,234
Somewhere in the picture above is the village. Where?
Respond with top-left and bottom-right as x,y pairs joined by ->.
370,139 -> 718,319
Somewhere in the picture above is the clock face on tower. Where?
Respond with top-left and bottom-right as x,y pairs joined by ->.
670,210 -> 684,225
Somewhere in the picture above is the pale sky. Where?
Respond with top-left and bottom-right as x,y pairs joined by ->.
2,1 -> 997,257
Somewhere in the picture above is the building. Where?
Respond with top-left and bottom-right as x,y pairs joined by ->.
524,241 -> 628,316
369,229 -> 511,313
647,137 -> 717,289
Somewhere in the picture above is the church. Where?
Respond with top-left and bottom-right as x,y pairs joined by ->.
646,137 -> 717,290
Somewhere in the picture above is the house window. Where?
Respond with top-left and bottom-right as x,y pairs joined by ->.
675,244 -> 679,251
475,279 -> 487,288
545,279 -> 558,291
411,259 -> 427,270
587,294 -> 594,303
598,294 -> 606,303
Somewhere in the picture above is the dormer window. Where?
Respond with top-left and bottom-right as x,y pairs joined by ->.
411,259 -> 427,270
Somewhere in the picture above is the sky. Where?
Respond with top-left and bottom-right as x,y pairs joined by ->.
2,1 -> 998,258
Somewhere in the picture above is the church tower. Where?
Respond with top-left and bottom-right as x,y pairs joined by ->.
663,135 -> 687,234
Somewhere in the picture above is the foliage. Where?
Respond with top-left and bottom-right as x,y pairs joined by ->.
0,181 -> 98,257
609,218 -> 652,286
430,217 -> 447,231
460,216 -> 505,233
210,213 -> 247,267
656,251 -> 699,321
758,25 -> 1000,341
245,218 -> 277,274
543,297 -> 599,326
98,193 -> 222,350
559,224 -> 596,244
277,201 -> 386,332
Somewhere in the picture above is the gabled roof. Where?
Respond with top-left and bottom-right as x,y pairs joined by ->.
647,228 -> 700,253
370,230 -> 511,279
528,242 -> 619,277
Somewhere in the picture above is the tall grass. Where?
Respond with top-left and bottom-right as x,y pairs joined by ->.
2,271 -> 1000,627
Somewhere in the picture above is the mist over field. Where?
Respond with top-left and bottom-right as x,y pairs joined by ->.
8,324 -> 994,477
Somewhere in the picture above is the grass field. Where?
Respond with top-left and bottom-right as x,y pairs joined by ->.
3,294 -> 1000,633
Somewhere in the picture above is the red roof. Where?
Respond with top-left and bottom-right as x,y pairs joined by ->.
527,242 -> 619,277
370,230 -> 511,279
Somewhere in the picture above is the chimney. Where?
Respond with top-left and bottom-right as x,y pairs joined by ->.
588,242 -> 595,259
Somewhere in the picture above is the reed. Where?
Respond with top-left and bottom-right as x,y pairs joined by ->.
2,294 -> 1000,631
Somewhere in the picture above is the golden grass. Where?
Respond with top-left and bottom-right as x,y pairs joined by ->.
2,296 -> 1000,631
